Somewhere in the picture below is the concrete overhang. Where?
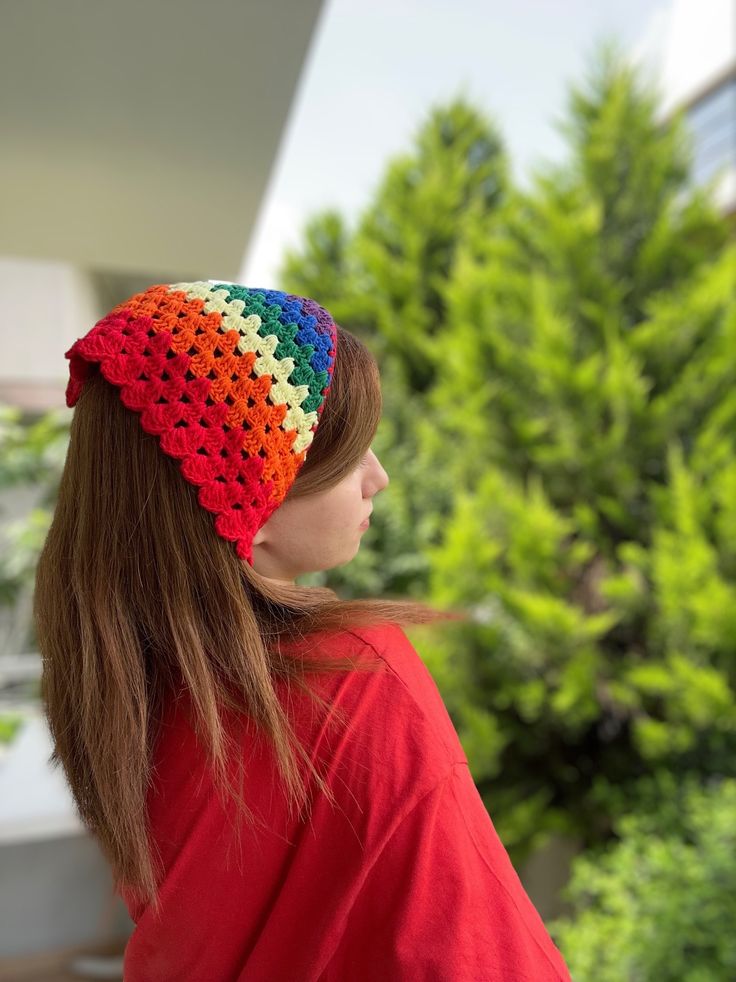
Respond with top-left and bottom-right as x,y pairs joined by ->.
0,0 -> 325,280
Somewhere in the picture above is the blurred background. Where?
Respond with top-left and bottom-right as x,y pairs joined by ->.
1,0 -> 734,979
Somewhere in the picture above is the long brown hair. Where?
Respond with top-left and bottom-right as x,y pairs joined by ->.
33,324 -> 466,912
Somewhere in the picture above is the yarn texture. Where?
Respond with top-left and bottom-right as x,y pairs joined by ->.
65,281 -> 337,565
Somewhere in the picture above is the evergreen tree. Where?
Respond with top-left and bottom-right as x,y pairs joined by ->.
419,44 -> 734,859
281,44 -> 736,872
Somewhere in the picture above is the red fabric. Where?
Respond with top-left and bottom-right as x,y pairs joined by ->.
120,622 -> 572,981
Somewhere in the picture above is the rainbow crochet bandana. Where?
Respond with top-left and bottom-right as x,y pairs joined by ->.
65,281 -> 338,565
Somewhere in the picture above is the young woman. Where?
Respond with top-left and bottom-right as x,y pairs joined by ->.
34,281 -> 572,981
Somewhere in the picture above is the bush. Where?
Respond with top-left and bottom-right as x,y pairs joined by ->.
549,773 -> 736,981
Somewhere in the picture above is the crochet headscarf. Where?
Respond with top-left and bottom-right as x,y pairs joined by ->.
65,281 -> 338,567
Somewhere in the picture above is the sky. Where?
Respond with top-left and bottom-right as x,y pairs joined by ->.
239,0 -> 734,287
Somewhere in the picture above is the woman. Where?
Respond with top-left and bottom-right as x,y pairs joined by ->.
34,281 -> 572,980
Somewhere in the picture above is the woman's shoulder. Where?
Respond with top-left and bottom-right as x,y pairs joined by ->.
319,620 -> 468,778
320,619 -> 427,669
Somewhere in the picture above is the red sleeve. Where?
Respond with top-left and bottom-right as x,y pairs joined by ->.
321,762 -> 572,982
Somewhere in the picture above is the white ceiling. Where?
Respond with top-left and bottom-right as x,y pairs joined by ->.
0,0 -> 325,281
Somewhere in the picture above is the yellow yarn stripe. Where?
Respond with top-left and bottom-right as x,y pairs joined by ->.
167,282 -> 319,453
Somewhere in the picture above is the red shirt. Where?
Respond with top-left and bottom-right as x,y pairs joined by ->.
121,622 -> 572,981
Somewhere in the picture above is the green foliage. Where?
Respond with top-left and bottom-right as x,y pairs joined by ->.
0,713 -> 24,746
281,39 -> 736,881
0,404 -> 69,648
550,774 -> 736,981
424,47 -> 735,841
0,404 -> 70,493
